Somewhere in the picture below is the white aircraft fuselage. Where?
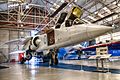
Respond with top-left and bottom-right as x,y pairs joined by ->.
28,24 -> 113,52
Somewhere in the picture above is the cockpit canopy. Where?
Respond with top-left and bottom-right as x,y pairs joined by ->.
55,6 -> 83,28
55,12 -> 67,28
65,6 -> 83,27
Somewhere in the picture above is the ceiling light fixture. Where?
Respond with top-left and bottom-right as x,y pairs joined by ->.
88,16 -> 97,21
8,3 -> 19,7
103,7 -> 111,13
118,4 -> 120,6
25,5 -> 29,9
54,3 -> 60,8
94,11 -> 98,14
61,0 -> 64,3
112,1 -> 117,4
50,8 -> 56,11
82,19 -> 91,24
94,11 -> 104,17
74,0 -> 77,2
98,13 -> 104,17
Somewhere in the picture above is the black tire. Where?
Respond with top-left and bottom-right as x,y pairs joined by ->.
49,58 -> 53,66
49,52 -> 53,66
54,53 -> 58,65
20,57 -> 26,64
54,58 -> 58,65
25,50 -> 32,60
43,56 -> 49,63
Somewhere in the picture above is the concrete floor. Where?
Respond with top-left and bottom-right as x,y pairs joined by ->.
0,60 -> 120,80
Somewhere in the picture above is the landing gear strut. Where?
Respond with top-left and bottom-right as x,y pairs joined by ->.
20,50 -> 32,64
49,49 -> 59,66
20,57 -> 26,64
25,50 -> 32,60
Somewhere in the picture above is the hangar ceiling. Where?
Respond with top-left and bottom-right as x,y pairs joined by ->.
0,0 -> 119,31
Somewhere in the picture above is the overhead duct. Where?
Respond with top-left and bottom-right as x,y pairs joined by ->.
9,0 -> 25,3
0,0 -> 36,12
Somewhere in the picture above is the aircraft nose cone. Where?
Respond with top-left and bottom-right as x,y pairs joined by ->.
95,25 -> 113,31
86,24 -> 113,38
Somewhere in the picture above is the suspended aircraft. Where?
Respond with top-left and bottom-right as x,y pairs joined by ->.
82,40 -> 120,53
2,2 -> 113,65
67,39 -> 120,57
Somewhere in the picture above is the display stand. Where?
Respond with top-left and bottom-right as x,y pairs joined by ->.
80,64 -> 84,71
89,46 -> 111,72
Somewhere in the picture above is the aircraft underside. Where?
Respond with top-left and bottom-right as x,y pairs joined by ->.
20,48 -> 59,66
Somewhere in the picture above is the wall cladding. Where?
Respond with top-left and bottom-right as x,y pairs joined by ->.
0,30 -> 9,63
0,29 -> 31,62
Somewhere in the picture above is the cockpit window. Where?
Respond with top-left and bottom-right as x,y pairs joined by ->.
65,6 -> 83,27
55,12 -> 67,29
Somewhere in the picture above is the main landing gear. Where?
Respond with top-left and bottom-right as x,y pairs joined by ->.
49,49 -> 59,66
20,49 -> 59,66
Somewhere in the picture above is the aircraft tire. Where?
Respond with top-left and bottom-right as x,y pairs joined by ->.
54,58 -> 58,65
20,57 -> 26,64
49,58 -> 53,66
49,53 -> 54,66
25,50 -> 32,60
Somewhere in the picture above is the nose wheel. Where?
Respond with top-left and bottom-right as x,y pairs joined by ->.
20,57 -> 26,64
25,50 -> 32,60
20,50 -> 32,64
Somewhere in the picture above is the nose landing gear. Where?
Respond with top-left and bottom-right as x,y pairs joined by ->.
20,50 -> 32,64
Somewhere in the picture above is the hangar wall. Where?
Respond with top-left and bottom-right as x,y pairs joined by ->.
0,29 -> 31,62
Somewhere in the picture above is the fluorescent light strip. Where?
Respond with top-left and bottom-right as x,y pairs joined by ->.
61,0 -> 64,3
94,11 -> 98,14
74,0 -> 77,2
82,19 -> 91,24
88,16 -> 97,21
112,1 -> 117,4
118,4 -> 120,6
98,13 -> 104,17
54,3 -> 60,8
103,7 -> 111,13
94,11 -> 104,17
8,3 -> 19,7
50,8 -> 56,11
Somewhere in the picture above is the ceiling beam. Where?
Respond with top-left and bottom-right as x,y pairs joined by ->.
92,13 -> 117,23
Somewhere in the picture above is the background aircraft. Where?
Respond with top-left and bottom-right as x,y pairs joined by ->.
82,40 -> 120,56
